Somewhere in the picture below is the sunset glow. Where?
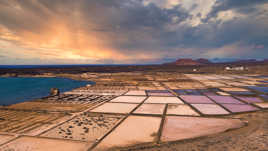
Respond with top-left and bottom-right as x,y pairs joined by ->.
0,0 -> 267,64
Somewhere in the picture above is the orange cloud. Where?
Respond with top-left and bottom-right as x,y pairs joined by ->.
0,20 -> 131,61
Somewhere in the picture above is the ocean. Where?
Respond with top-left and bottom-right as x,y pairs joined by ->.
0,77 -> 94,105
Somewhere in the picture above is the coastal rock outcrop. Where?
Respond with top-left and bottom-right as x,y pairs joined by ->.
50,88 -> 60,96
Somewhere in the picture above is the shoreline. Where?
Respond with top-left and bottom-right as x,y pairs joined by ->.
0,73 -> 96,83
0,77 -> 94,106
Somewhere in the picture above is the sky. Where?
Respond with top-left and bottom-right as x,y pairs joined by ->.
0,0 -> 267,65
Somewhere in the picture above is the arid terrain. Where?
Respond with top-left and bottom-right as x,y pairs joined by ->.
0,64 -> 268,151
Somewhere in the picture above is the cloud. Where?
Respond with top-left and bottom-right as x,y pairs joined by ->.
206,0 -> 268,20
0,0 -> 268,64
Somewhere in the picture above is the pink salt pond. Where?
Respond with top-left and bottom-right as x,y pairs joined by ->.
144,96 -> 184,104
221,104 -> 259,113
161,116 -> 244,142
110,96 -> 146,103
191,104 -> 230,115
235,96 -> 263,104
146,90 -> 174,96
91,103 -> 138,114
166,104 -> 199,116
180,95 -> 215,104
208,96 -> 244,104
94,115 -> 161,151
134,104 -> 165,115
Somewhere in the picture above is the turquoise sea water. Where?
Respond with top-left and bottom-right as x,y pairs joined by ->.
0,77 -> 93,105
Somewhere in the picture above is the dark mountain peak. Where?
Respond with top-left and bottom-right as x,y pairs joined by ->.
173,58 -> 202,66
164,58 -> 212,66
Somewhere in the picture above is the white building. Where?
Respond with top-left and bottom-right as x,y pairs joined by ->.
225,66 -> 245,71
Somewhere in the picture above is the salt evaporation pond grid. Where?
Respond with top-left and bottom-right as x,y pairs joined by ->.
91,103 -> 138,114
144,96 -> 184,104
166,104 -> 199,116
133,104 -> 165,115
172,89 -> 188,95
208,96 -> 245,104
248,86 -> 268,93
146,90 -> 174,96
221,104 -> 259,113
109,96 -> 146,103
180,95 -> 215,104
146,90 -> 170,93
183,89 -> 202,95
202,92 -> 217,96
41,113 -> 124,142
202,88 -> 223,95
234,96 -> 263,103
93,115 -> 161,151
161,116 -> 244,142
191,104 -> 230,115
